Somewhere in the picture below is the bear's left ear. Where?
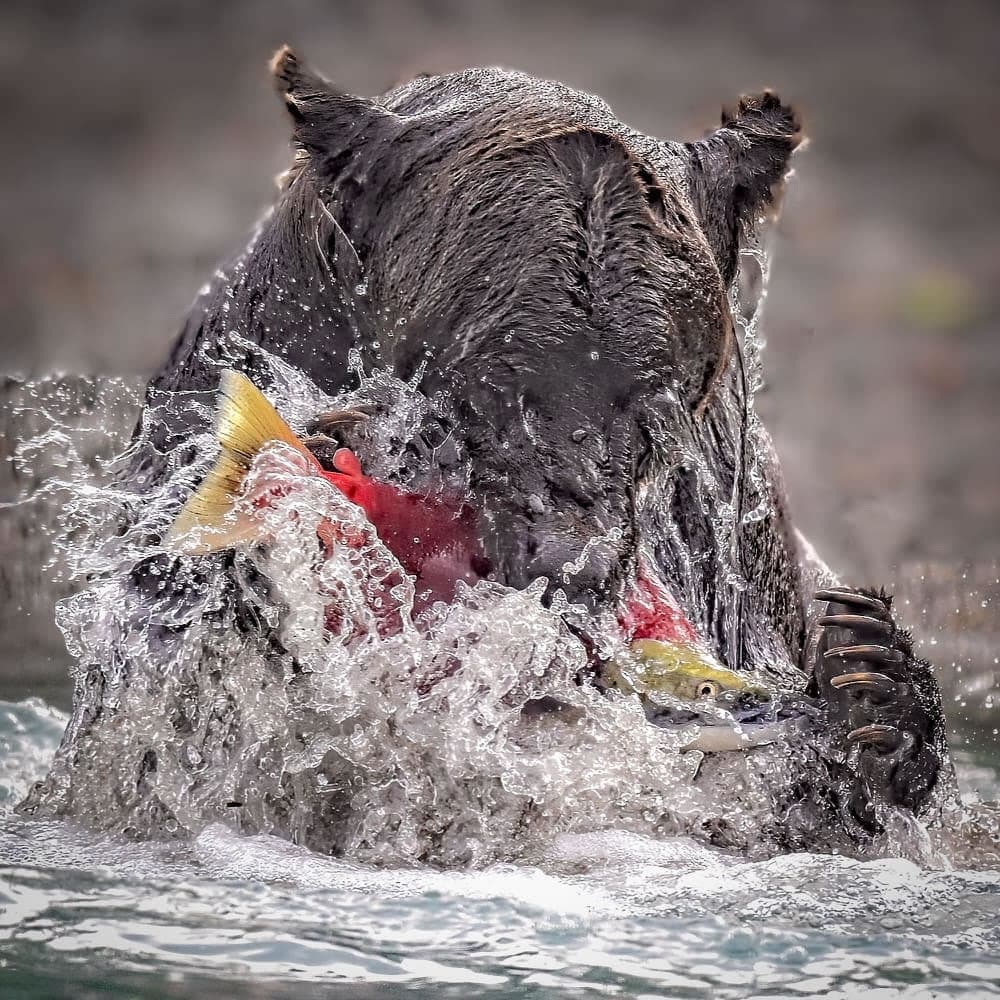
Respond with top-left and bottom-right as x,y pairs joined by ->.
270,46 -> 398,173
684,92 -> 804,285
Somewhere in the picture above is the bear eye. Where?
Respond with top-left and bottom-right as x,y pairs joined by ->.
696,681 -> 719,699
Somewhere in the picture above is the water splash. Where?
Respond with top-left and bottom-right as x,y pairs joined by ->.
0,704 -> 997,1000
4,344 -> 997,867
5,360 -> 708,863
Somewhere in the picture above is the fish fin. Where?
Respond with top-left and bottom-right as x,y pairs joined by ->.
166,369 -> 310,554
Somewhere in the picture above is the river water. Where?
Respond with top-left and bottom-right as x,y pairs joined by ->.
1,372 -> 998,999
1,694 -> 998,999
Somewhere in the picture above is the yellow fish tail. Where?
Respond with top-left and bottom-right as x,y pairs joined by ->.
165,369 -> 308,555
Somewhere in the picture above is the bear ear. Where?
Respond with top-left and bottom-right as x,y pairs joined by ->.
269,46 -> 396,166
684,91 -> 804,285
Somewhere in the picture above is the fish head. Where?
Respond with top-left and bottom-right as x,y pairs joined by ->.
605,638 -> 816,751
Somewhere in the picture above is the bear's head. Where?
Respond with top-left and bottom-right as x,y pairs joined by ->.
269,48 -> 803,608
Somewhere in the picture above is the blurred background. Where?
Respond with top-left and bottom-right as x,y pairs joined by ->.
1,0 -> 998,720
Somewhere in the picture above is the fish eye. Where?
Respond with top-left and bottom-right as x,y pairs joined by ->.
696,681 -> 719,699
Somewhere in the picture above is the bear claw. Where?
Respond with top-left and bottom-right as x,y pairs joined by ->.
823,643 -> 906,664
815,588 -> 890,618
817,613 -> 893,639
307,407 -> 372,437
847,722 -> 911,751
830,671 -> 898,696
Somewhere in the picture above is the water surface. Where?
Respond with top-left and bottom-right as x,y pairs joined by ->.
2,697 -> 998,999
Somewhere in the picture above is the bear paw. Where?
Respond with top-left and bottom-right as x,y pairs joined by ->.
810,586 -> 947,837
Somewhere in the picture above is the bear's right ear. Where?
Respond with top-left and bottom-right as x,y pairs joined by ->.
683,92 -> 804,286
270,46 -> 396,169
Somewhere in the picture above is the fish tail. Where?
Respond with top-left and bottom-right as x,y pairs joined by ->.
166,369 -> 309,554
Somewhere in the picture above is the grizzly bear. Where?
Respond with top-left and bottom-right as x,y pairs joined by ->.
21,49 -> 950,859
